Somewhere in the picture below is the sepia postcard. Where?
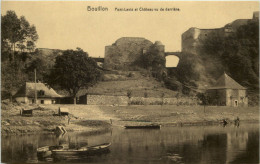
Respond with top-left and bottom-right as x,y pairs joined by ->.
1,1 -> 259,163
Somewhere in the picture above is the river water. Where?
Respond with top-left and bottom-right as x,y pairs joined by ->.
1,123 -> 259,164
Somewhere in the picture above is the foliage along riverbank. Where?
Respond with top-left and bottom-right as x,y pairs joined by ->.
1,102 -> 259,135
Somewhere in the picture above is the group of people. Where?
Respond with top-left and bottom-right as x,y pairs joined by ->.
222,117 -> 240,127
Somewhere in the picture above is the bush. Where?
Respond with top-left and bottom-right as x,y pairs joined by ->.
248,93 -> 259,106
144,92 -> 148,98
127,90 -> 132,99
129,100 -> 144,105
149,101 -> 163,105
127,72 -> 133,77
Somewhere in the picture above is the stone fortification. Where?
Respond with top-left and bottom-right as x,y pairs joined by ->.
104,37 -> 165,70
181,12 -> 258,55
104,37 -> 153,69
181,28 -> 224,54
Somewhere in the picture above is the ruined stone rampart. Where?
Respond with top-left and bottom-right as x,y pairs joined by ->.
104,37 -> 154,70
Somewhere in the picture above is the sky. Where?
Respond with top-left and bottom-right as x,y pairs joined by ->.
1,1 -> 259,63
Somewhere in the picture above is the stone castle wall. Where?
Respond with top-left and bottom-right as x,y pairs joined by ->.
104,37 -> 154,70
182,12 -> 258,55
181,28 -> 224,54
86,94 -> 198,105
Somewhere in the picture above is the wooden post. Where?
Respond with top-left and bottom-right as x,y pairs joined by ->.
68,116 -> 71,125
34,69 -> 37,104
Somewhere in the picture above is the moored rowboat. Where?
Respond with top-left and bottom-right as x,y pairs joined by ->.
37,144 -> 68,159
125,125 -> 161,129
52,143 -> 111,156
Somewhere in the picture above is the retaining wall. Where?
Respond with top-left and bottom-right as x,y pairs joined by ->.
86,94 -> 198,106
87,95 -> 129,105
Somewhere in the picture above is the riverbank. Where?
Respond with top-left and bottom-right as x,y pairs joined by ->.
100,105 -> 259,127
1,103 -> 112,135
1,102 -> 259,135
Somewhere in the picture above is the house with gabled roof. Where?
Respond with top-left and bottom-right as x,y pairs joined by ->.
206,73 -> 248,107
14,82 -> 63,104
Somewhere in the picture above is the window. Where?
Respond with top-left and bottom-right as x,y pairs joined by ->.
240,97 -> 244,102
234,100 -> 238,107
41,100 -> 44,104
38,90 -> 45,96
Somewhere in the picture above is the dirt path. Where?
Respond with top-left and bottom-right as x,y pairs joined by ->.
42,104 -> 121,131
48,105 -> 119,121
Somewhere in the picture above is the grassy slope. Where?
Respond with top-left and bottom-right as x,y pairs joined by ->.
82,71 -> 179,98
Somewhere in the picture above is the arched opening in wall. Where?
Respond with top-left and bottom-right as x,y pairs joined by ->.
234,100 -> 238,107
166,55 -> 179,68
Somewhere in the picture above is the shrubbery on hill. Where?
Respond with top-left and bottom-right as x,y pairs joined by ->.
201,20 -> 259,92
174,20 -> 259,105
139,44 -> 166,81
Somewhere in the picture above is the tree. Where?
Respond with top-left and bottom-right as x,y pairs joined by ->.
141,44 -> 166,80
48,48 -> 101,104
161,93 -> 165,105
197,92 -> 209,112
17,42 -> 26,52
1,61 -> 28,101
1,10 -> 39,60
127,90 -> 132,105
200,20 -> 259,92
141,44 -> 165,69
176,52 -> 203,86
26,57 -> 49,82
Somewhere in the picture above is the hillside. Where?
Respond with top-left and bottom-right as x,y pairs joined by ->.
77,70 -> 179,98
176,18 -> 259,105
35,48 -> 63,67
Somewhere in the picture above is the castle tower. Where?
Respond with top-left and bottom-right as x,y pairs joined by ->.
154,41 -> 165,57
253,11 -> 259,20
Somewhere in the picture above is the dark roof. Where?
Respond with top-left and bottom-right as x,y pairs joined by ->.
208,73 -> 246,90
14,82 -> 63,98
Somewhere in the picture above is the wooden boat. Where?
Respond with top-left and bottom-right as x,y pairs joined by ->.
125,125 -> 161,129
37,144 -> 68,159
52,143 -> 111,157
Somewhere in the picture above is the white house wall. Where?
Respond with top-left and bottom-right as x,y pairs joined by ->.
16,97 -> 56,104
15,97 -> 29,103
36,99 -> 53,104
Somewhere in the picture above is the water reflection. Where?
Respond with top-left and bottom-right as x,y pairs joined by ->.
1,124 -> 259,163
